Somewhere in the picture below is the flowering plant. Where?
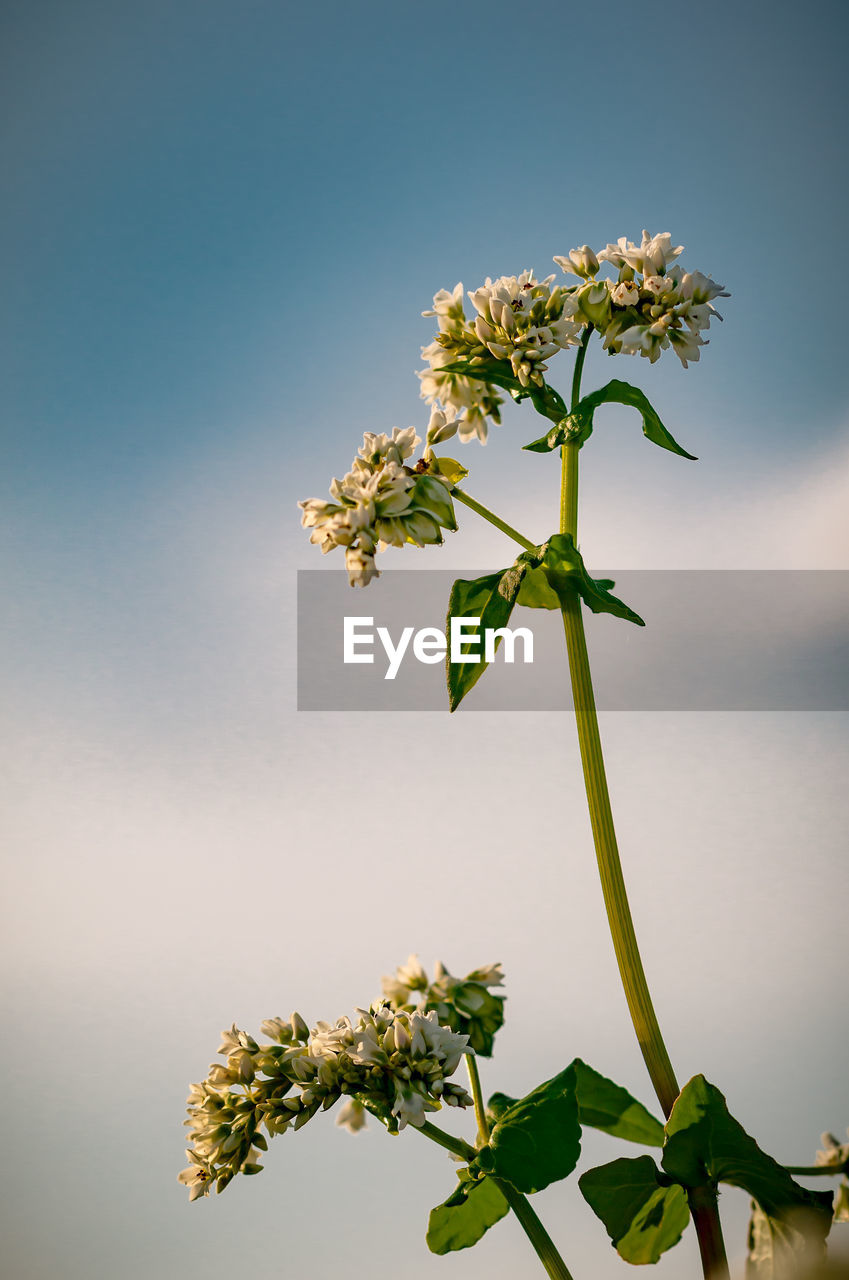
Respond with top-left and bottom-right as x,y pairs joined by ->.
183,232 -> 846,1279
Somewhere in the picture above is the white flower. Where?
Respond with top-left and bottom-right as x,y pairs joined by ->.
616,323 -> 656,358
421,281 -> 465,331
592,234 -> 727,369
217,1025 -> 258,1056
178,1151 -> 215,1201
599,230 -> 683,275
299,427 -> 458,585
359,427 -> 420,465
396,954 -> 429,990
418,345 -> 496,444
345,546 -> 379,587
642,274 -> 674,298
816,1130 -> 849,1169
610,280 -> 640,307
419,266 -> 583,441
465,963 -> 505,988
426,403 -> 462,445
392,1081 -> 431,1129
409,1009 -> 469,1076
671,268 -> 729,306
336,1099 -> 368,1134
667,325 -> 707,368
553,246 -> 599,279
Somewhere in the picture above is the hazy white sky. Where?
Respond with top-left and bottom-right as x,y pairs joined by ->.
2,0 -> 848,1277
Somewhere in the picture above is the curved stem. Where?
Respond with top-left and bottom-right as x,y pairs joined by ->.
559,587 -> 680,1113
556,349 -> 730,1279
783,1164 -> 848,1178
417,1119 -> 477,1163
452,488 -> 536,552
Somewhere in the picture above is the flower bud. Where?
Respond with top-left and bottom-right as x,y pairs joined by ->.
410,474 -> 457,530
426,404 -> 460,446
569,245 -> 599,278
345,546 -> 379,587
576,282 -> 611,329
403,510 -> 442,547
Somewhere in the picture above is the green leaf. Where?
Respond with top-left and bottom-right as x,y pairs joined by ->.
439,359 -> 568,423
426,1176 -> 510,1255
573,1059 -> 665,1147
524,379 -> 697,459
486,1092 -> 518,1127
476,1064 -> 581,1194
662,1077 -> 833,1258
446,562 -> 530,711
579,1155 -> 690,1264
520,533 -> 645,626
430,455 -> 468,485
424,984 -> 505,1057
514,564 -> 562,609
440,357 -> 525,397
524,419 -> 578,453
447,535 -> 642,710
409,474 -> 457,530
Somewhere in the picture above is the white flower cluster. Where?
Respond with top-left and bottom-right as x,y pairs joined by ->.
179,1005 -> 473,1200
419,273 -> 583,443
817,1130 -> 849,1171
817,1129 -> 849,1223
553,230 -> 728,369
298,426 -> 458,586
382,955 -> 506,1057
418,234 -> 728,444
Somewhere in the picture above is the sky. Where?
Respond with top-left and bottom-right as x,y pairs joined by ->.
2,1 -> 848,1278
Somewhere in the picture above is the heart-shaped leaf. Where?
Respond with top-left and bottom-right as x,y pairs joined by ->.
663,1077 -> 833,1265
579,1155 -> 690,1264
524,379 -> 696,459
474,1064 -> 581,1194
573,1059 -> 664,1147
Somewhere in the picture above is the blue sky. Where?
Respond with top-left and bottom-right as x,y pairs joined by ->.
2,2 -> 848,1278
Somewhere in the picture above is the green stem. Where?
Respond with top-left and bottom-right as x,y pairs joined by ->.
559,583 -> 680,1113
452,488 -> 536,552
465,1054 -> 490,1146
493,1178 -> 575,1280
783,1164 -> 848,1177
417,1113 -> 574,1280
560,441 -> 579,539
570,326 -> 591,416
557,345 -> 729,1280
417,1119 -> 477,1163
559,328 -> 591,536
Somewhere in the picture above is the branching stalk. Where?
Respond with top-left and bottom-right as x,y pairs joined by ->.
417,1119 -> 477,1162
415,1116 -> 575,1280
452,488 -> 536,552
